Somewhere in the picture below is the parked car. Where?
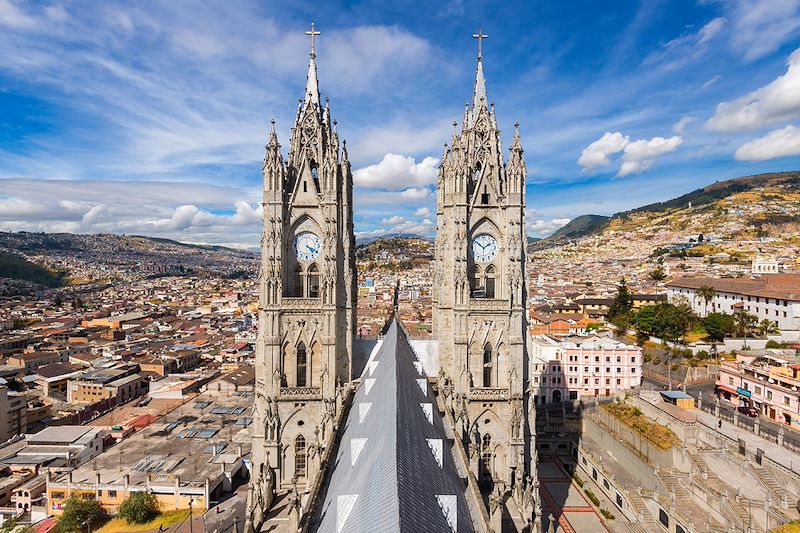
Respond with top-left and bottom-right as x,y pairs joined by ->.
737,405 -> 758,417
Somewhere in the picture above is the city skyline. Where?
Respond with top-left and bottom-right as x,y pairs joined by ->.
1,0 -> 800,248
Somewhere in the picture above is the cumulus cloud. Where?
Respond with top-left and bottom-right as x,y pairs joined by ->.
734,124 -> 800,161
577,132 -> 630,170
707,48 -> 800,132
414,207 -> 431,217
618,136 -> 683,176
527,217 -> 571,238
578,131 -> 682,176
353,153 -> 439,190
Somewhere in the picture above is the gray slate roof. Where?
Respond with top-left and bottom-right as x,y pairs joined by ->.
312,319 -> 474,533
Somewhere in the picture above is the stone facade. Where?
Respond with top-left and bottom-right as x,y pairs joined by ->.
246,26 -> 356,533
432,39 -> 535,515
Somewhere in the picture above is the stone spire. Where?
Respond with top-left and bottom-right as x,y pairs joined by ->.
471,30 -> 489,120
303,22 -> 321,106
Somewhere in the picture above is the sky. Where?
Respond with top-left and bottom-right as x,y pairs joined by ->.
1,0 -> 800,248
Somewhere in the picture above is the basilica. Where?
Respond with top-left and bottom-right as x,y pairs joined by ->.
245,25 -> 540,533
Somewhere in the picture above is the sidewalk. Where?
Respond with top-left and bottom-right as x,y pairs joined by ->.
694,407 -> 800,475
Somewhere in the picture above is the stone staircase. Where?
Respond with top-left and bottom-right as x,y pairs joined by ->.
658,469 -> 694,509
749,462 -> 787,506
628,493 -> 655,526
691,452 -> 720,482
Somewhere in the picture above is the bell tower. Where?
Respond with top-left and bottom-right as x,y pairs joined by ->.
433,32 -> 530,494
247,22 -> 356,533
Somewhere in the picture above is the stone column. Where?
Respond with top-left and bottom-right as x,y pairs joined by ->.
753,417 -> 760,436
778,425 -> 785,447
715,397 -> 720,418
733,409 -> 739,427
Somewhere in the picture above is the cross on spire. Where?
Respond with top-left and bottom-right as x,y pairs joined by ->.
472,29 -> 488,60
305,22 -> 321,57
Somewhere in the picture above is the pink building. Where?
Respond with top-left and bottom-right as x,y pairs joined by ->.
529,334 -> 642,404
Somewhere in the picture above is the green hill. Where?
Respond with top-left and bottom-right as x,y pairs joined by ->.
0,252 -> 68,287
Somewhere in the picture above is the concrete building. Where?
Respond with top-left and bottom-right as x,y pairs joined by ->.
529,334 -> 642,404
666,274 -> 800,340
0,387 -> 27,443
717,349 -> 800,426
45,388 -> 250,515
1,427 -> 103,472
66,367 -> 144,404
6,352 -> 66,374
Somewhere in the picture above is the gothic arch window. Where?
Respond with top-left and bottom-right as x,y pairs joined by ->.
292,264 -> 304,297
481,185 -> 489,205
296,343 -> 307,387
310,160 -> 319,189
470,265 -> 481,293
483,343 -> 493,387
484,265 -> 496,298
481,433 -> 492,481
307,263 -> 320,298
294,435 -> 307,478
472,162 -> 481,183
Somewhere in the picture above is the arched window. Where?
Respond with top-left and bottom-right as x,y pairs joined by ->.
483,343 -> 493,387
481,433 -> 492,480
307,263 -> 320,298
310,160 -> 319,187
484,265 -> 496,298
292,264 -> 303,297
471,265 -> 481,293
296,343 -> 307,387
472,162 -> 481,183
294,435 -> 306,478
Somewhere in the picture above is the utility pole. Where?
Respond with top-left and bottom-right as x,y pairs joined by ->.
189,498 -> 194,533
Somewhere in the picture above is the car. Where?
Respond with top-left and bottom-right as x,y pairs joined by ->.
737,405 -> 758,417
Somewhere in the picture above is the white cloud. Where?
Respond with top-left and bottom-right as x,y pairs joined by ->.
381,215 -> 405,226
734,124 -> 800,161
578,131 -> 682,175
0,0 -> 38,29
726,0 -> 800,61
577,132 -> 630,170
618,136 -> 683,176
414,207 -> 431,217
701,75 -> 722,90
353,154 -> 439,190
672,116 -> 695,134
698,17 -> 727,44
526,217 -> 571,238
707,48 -> 800,132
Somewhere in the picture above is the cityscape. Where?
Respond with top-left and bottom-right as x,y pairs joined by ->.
1,2 -> 800,533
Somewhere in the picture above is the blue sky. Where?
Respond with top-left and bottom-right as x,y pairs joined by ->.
1,0 -> 799,247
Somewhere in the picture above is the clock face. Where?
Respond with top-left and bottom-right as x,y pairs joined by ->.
293,232 -> 321,261
471,234 -> 498,263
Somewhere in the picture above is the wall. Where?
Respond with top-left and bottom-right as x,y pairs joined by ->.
584,407 -> 676,470
409,339 -> 439,377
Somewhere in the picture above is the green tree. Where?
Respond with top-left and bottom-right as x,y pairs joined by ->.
648,267 -> 667,284
57,497 -> 108,532
702,313 -> 735,342
696,285 -> 716,315
117,491 -> 161,524
734,311 -> 758,338
608,278 -> 634,330
758,319 -> 780,337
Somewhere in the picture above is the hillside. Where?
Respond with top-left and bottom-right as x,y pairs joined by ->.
535,171 -> 800,248
0,251 -> 68,288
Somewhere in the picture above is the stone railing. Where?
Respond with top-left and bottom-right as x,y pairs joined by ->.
469,299 -> 509,310
280,297 -> 322,309
469,387 -> 509,400
279,387 -> 321,400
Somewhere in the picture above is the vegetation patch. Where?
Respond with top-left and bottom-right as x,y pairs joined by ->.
0,251 -> 68,287
603,402 -> 677,450
584,488 -> 601,506
600,508 -> 615,520
96,509 -> 191,533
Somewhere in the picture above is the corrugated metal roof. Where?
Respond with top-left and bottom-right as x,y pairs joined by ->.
312,320 -> 474,532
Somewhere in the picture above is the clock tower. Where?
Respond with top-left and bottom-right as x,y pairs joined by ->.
433,32 -> 530,493
246,23 -> 356,533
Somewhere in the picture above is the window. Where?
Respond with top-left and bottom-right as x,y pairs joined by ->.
307,264 -> 320,297
292,264 -> 303,296
295,435 -> 307,478
483,344 -> 493,387
484,266 -> 496,298
728,377 -> 734,386
631,357 -> 636,363
481,434 -> 492,480
296,343 -> 307,387
767,390 -> 773,400
659,509 -> 669,527
108,490 -> 117,498
755,386 -> 762,395
603,479 -> 610,489
784,396 -> 790,406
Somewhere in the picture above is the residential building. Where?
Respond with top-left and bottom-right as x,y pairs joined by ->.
0,386 -> 27,442
1,426 -> 103,471
6,352 -> 66,374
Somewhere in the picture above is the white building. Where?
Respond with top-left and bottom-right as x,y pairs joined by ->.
666,274 -> 800,341
529,334 -> 643,404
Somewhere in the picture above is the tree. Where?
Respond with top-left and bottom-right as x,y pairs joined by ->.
702,313 -> 735,342
758,319 -> 780,337
117,491 -> 161,524
57,497 -> 108,532
696,285 -> 716,316
734,311 -> 758,338
608,278 -> 634,330
648,267 -> 667,284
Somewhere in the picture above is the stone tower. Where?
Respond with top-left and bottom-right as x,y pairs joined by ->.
433,34 -> 530,493
246,23 -> 356,533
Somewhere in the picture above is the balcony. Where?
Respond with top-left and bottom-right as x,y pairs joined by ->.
469,299 -> 509,311
279,387 -> 322,400
280,297 -> 322,309
469,387 -> 509,401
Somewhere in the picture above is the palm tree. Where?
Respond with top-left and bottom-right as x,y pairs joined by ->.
734,311 -> 758,339
696,285 -> 716,316
758,319 -> 780,337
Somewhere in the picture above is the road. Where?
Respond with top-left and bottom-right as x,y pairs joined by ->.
642,374 -> 800,450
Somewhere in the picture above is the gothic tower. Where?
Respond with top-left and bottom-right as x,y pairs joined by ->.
433,33 -> 531,494
246,24 -> 356,533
